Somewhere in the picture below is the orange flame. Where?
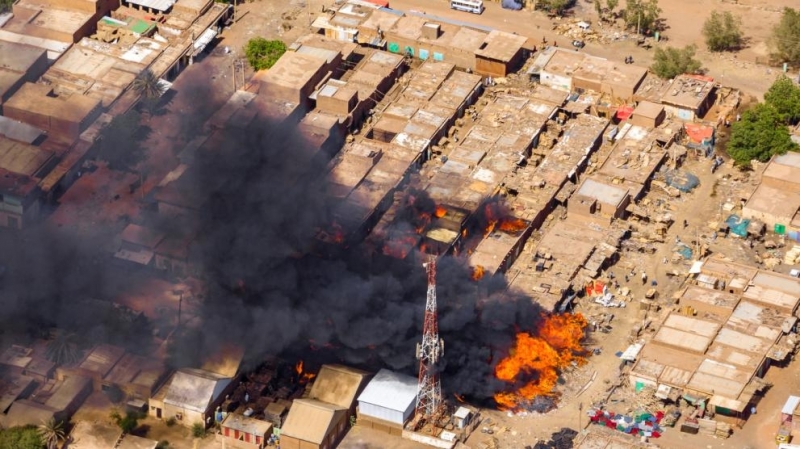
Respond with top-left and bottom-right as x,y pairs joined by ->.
499,218 -> 528,233
493,313 -> 588,411
481,201 -> 528,236
434,205 -> 447,218
472,265 -> 485,281
295,360 -> 317,385
454,394 -> 465,403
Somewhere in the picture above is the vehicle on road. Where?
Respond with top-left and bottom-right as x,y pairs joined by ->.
451,0 -> 484,14
572,40 -> 585,49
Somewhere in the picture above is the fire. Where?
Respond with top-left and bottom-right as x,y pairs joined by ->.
295,360 -> 317,385
382,235 -> 419,259
472,265 -> 485,281
330,222 -> 345,244
435,205 -> 447,218
493,313 -> 588,411
454,394 -> 465,403
499,218 -> 527,233
480,200 -> 529,236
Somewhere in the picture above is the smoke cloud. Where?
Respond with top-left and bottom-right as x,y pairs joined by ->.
0,73 -> 549,404
182,88 -> 548,402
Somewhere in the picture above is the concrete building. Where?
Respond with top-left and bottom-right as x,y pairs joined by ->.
114,224 -> 167,266
0,41 -> 49,112
657,74 -> 716,121
530,47 -> 646,102
280,364 -> 370,449
743,152 -> 800,233
356,369 -> 417,434
2,374 -> 92,427
474,29 -> 527,77
280,399 -> 349,449
219,414 -> 273,449
3,82 -> 102,145
629,101 -> 665,128
149,367 -> 234,428
568,177 -> 632,221
629,256 -> 800,419
0,167 -> 42,229
42,37 -> 167,108
2,0 -> 119,44
256,50 -> 340,108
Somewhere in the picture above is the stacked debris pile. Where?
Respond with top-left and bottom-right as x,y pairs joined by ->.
588,408 -> 666,438
529,428 -> 578,449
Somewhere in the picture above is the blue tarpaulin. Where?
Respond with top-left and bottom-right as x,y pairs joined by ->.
726,214 -> 750,237
502,0 -> 522,10
664,169 -> 700,192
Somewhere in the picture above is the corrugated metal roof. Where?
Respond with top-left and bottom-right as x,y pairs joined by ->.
163,368 -> 229,413
126,0 -> 176,12
308,364 -> 370,409
281,399 -> 344,444
783,396 -> 800,415
357,369 -> 417,412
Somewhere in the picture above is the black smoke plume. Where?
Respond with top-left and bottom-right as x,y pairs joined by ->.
177,91 -> 548,403
0,73 -> 549,404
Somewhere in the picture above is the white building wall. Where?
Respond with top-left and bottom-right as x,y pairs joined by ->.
358,402 -> 404,425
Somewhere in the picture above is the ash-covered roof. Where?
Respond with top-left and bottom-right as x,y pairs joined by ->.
163,368 -> 230,413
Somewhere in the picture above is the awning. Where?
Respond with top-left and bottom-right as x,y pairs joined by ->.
783,396 -> 800,415
616,105 -> 634,120
193,28 -> 218,53
689,260 -> 704,274
709,395 -> 746,412
620,342 -> 644,362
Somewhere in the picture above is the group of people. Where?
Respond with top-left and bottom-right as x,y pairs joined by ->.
624,55 -> 635,64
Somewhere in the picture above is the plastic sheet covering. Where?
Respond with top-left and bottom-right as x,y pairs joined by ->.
664,169 -> 699,192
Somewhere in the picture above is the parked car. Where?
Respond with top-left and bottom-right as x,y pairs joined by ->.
572,40 -> 585,49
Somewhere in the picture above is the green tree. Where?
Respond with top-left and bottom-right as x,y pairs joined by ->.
110,410 -> 139,434
650,45 -> 702,79
244,38 -> 287,71
771,7 -> 800,66
594,0 -> 603,17
727,103 -> 798,166
702,11 -> 743,52
191,422 -> 206,438
45,331 -> 81,366
0,426 -> 44,449
764,75 -> 800,124
537,0 -> 573,14
606,0 -> 619,14
624,0 -> 662,34
37,419 -> 65,449
131,69 -> 165,100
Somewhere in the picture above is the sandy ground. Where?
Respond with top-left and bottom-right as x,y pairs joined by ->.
385,0 -> 794,98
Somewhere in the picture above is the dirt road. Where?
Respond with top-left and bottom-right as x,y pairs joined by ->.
387,0 -> 791,98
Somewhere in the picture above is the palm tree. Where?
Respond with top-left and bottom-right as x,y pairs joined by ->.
45,331 -> 81,366
38,418 -> 65,449
131,69 -> 165,99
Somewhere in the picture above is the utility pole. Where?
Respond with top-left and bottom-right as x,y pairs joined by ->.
231,60 -> 236,91
578,402 -> 583,431
414,256 -> 444,429
177,291 -> 183,330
